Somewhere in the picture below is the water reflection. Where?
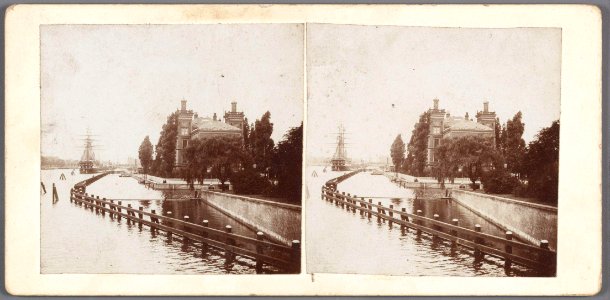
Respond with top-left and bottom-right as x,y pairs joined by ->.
41,170 -> 277,274
307,167 -> 542,276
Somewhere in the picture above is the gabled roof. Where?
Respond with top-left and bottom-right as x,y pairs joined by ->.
445,119 -> 493,132
192,117 -> 241,132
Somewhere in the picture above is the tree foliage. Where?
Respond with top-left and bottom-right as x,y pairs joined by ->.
252,111 -> 275,174
522,120 -> 559,204
150,112 -> 178,177
504,111 -> 526,176
390,134 -> 406,171
434,135 -> 502,188
405,112 -> 430,176
270,123 -> 303,202
182,136 -> 244,189
138,136 -> 154,174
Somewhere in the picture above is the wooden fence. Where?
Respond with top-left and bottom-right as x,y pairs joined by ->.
70,176 -> 300,273
321,176 -> 556,275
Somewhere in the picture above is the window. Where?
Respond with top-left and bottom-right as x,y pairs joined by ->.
432,127 -> 441,135
181,127 -> 189,136
182,140 -> 188,148
434,138 -> 440,147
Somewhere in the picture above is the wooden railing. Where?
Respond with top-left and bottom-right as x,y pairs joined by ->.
321,184 -> 556,275
70,176 -> 300,273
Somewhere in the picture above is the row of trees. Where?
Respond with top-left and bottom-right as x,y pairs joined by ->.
390,111 -> 560,204
138,111 -> 302,203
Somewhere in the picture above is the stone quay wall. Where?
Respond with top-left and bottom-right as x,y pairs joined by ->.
202,191 -> 301,246
452,189 -> 557,249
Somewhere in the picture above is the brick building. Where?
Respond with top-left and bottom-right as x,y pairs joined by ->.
174,100 -> 244,168
426,99 -> 496,167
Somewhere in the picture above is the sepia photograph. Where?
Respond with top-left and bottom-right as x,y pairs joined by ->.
306,24 -> 560,276
4,4 -> 602,296
40,24 -> 303,274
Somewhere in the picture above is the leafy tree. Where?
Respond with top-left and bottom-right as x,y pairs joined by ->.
390,134 -> 406,172
434,135 -> 502,188
151,112 -> 178,177
182,136 -> 244,190
271,123 -> 303,203
242,117 -> 250,152
405,112 -> 430,176
522,120 -> 559,204
494,117 -> 504,151
138,136 -> 154,174
252,111 -> 275,175
504,111 -> 526,177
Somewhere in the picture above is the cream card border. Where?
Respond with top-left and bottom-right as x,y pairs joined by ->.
5,4 -> 602,296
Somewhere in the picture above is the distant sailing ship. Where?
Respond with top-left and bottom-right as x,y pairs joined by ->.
330,125 -> 351,171
79,130 -> 99,174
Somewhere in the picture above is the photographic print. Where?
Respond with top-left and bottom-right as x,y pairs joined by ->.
40,24 -> 303,274
306,24 -> 560,276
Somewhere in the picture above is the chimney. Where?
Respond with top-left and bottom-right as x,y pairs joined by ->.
483,101 -> 489,113
465,112 -> 469,120
181,99 -> 186,111
433,98 -> 439,110
231,101 -> 237,113
213,113 -> 217,121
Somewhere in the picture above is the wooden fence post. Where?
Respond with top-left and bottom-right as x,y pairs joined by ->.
138,206 -> 143,224
505,231 -> 513,269
388,205 -> 394,227
183,216 -> 190,245
352,195 -> 357,213
225,225 -> 235,261
377,202 -> 382,222
474,224 -> 483,259
256,231 -> 264,273
360,197 -> 365,215
201,220 -> 209,254
127,204 -> 133,224
415,210 -> 423,236
432,214 -> 440,241
451,219 -> 459,248
368,199 -> 373,218
291,240 -> 301,273
150,209 -> 158,232
539,240 -> 552,275
400,208 -> 407,231
166,211 -> 173,240
117,201 -> 122,220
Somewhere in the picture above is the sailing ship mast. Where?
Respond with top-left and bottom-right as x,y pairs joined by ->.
79,129 -> 99,174
331,124 -> 350,171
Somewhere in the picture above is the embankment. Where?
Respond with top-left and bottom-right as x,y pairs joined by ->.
451,189 -> 557,249
202,191 -> 301,246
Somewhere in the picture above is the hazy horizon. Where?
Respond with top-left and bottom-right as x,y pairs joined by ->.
41,24 -> 304,163
306,24 -> 561,163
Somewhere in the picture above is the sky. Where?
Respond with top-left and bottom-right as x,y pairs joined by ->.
306,24 -> 561,162
41,24 -> 304,163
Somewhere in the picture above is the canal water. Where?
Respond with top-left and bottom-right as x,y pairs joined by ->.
306,166 -> 542,276
41,169 -> 270,274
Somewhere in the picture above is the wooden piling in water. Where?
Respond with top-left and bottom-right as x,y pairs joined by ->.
400,208 -> 407,231
504,231 -> 513,269
117,201 -> 122,220
388,205 -> 393,227
474,224 -> 483,259
138,206 -> 143,226
225,225 -> 235,260
201,220 -> 209,253
256,231 -> 264,272
432,214 -> 440,240
368,199 -> 373,218
127,204 -> 133,224
416,210 -> 423,236
377,202 -> 382,222
183,216 -> 190,244
451,219 -> 459,248
291,240 -> 301,273
166,211 -> 173,240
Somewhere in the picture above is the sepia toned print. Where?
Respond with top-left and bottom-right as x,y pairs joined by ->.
306,24 -> 560,276
40,24 -> 303,274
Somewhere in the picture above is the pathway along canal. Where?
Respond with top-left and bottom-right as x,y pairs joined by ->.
41,169 -> 276,274
306,166 -> 543,276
